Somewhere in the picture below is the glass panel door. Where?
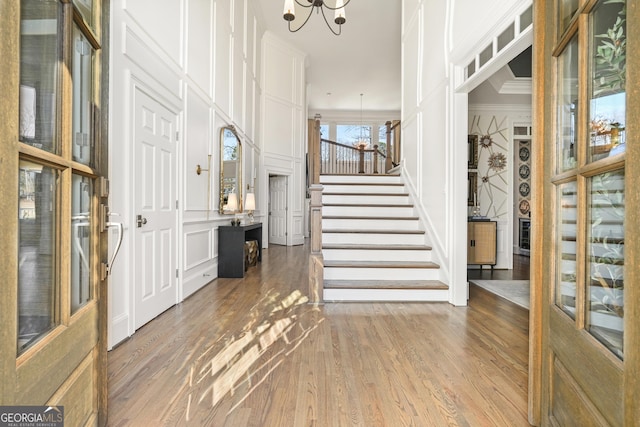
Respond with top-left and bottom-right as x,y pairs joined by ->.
1,1 -> 107,422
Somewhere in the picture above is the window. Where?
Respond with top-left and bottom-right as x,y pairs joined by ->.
552,0 -> 626,359
17,0 -> 102,354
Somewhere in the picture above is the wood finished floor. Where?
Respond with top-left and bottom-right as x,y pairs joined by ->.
108,243 -> 531,426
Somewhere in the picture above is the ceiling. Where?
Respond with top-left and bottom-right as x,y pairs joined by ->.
254,0 -> 402,114
469,46 -> 532,106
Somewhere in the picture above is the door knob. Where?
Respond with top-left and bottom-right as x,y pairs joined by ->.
136,214 -> 147,228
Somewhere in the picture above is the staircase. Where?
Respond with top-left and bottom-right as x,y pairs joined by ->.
320,174 -> 449,302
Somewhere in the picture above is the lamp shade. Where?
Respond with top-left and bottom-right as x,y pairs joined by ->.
226,192 -> 238,212
245,193 -> 256,211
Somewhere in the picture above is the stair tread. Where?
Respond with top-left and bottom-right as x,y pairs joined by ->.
323,203 -> 414,207
322,182 -> 404,186
321,173 -> 400,177
324,279 -> 448,290
323,244 -> 432,250
323,228 -> 425,234
323,215 -> 419,221
324,260 -> 439,268
323,192 -> 409,196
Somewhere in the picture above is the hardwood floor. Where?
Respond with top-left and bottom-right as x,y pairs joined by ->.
467,254 -> 531,281
108,243 -> 531,426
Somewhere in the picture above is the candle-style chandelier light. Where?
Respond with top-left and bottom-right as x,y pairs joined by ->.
283,0 -> 351,36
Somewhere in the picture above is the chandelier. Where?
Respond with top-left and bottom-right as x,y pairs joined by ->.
283,0 -> 350,36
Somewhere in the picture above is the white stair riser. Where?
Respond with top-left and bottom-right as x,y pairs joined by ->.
320,175 -> 403,185
323,249 -> 432,262
323,218 -> 421,231
323,205 -> 415,217
322,194 -> 409,205
322,232 -> 425,245
323,288 -> 449,302
324,267 -> 440,281
322,184 -> 406,194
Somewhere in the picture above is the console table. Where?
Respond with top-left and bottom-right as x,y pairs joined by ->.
218,222 -> 263,278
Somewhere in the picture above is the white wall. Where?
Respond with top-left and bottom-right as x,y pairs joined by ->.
402,0 -> 532,305
260,32 -> 307,246
108,0 -> 263,348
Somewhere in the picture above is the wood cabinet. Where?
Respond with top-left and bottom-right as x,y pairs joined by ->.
467,220 -> 496,269
218,223 -> 263,278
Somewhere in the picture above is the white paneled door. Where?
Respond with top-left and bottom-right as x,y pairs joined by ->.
269,175 -> 287,245
133,88 -> 178,329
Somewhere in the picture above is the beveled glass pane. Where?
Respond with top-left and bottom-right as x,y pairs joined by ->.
19,0 -> 60,153
18,160 -> 59,354
589,0 -> 626,162
556,36 -> 579,173
587,170 -> 624,359
559,0 -> 579,34
555,181 -> 578,317
71,174 -> 93,314
73,0 -> 94,28
72,25 -> 95,166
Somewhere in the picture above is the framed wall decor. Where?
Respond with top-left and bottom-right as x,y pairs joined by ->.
468,171 -> 478,206
468,134 -> 478,168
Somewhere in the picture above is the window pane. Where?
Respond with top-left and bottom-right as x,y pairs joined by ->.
72,25 -> 95,165
71,175 -> 93,314
520,5 -> 533,30
336,124 -> 371,148
73,0 -> 94,28
479,43 -> 493,68
19,0 -> 60,153
587,170 -> 624,359
18,160 -> 59,354
555,181 -> 578,317
558,0 -> 579,33
556,36 -> 579,173
319,124 -> 329,139
467,59 -> 476,79
498,23 -> 514,51
378,125 -> 387,154
589,0 -> 626,162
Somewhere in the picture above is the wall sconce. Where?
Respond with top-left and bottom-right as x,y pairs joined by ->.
245,193 -> 256,223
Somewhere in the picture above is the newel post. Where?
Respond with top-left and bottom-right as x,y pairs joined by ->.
308,184 -> 324,304
385,121 -> 393,173
308,116 -> 321,184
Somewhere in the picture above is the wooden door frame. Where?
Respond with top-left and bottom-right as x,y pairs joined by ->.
0,0 -> 22,405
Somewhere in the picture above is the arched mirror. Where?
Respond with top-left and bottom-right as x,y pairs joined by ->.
219,125 -> 242,214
